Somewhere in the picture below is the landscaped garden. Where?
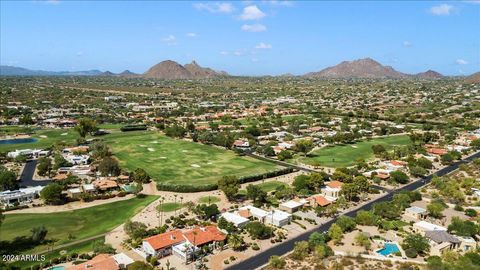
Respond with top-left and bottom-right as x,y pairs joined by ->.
0,195 -> 158,254
299,135 -> 412,168
103,131 -> 282,189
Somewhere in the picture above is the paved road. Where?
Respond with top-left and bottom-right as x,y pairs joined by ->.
19,159 -> 51,187
227,151 -> 480,270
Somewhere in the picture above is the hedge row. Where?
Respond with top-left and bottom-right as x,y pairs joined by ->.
156,167 -> 295,193
120,125 -> 148,132
156,183 -> 218,193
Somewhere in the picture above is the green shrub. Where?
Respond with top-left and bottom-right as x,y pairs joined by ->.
405,248 -> 418,258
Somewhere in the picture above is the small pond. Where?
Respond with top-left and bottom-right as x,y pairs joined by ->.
0,138 -> 38,145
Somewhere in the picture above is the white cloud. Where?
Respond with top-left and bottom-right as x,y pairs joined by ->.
233,50 -> 245,56
76,51 -> 84,57
403,41 -> 412,47
241,24 -> 267,32
251,58 -> 259,62
264,0 -> 294,7
429,4 -> 454,15
186,32 -> 197,37
456,59 -> 468,65
194,2 -> 234,14
220,51 -> 229,55
240,5 -> 266,20
162,35 -> 177,45
463,0 -> 480,4
255,42 -> 272,49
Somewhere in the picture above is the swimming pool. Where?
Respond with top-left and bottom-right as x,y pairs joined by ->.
0,138 -> 37,145
376,243 -> 400,256
49,267 -> 65,270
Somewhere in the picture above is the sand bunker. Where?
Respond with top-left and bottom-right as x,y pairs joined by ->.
159,157 -> 167,159
191,164 -> 200,168
61,133 -> 68,136
139,145 -> 147,147
351,145 -> 358,148
152,141 -> 159,144
182,150 -> 188,152
147,148 -> 155,152
39,135 -> 48,138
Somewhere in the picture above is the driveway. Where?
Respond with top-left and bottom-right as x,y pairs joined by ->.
19,159 -> 51,187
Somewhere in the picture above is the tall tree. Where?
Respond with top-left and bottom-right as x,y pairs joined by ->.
75,117 -> 98,138
218,175 -> 240,201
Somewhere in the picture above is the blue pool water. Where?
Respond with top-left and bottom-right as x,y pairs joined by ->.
0,138 -> 37,145
49,267 -> 65,270
377,243 -> 400,256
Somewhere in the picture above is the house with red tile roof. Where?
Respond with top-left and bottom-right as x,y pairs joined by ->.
142,226 -> 226,261
67,253 -> 133,270
308,195 -> 333,207
427,148 -> 448,156
321,181 -> 343,200
182,226 -> 226,246
92,179 -> 118,191
142,229 -> 185,257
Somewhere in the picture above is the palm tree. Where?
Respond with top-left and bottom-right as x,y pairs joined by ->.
174,194 -> 178,216
227,233 -> 244,251
158,196 -> 165,226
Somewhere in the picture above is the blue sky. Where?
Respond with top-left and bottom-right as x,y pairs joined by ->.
1,1 -> 479,76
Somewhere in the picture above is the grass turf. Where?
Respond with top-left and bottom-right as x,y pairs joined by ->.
10,236 -> 106,269
0,196 -> 158,253
104,131 -> 281,187
0,124 -> 122,152
156,202 -> 184,212
197,196 -> 221,204
238,180 -> 288,195
0,128 -> 80,152
299,135 -> 412,168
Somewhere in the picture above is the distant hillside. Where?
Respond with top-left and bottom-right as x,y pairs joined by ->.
0,65 -> 103,76
415,70 -> 443,79
304,58 -> 406,78
304,58 -> 442,79
98,70 -> 139,77
119,70 -> 137,77
465,72 -> 480,84
143,60 -> 228,79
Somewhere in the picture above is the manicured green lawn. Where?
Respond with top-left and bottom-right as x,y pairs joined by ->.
0,126 -> 34,135
238,180 -> 288,195
0,124 -> 124,152
104,131 -> 281,187
11,236 -> 106,269
254,181 -> 288,192
198,196 -> 221,204
156,202 -> 183,212
1,196 -> 158,252
0,128 -> 80,152
97,123 -> 124,130
300,135 -> 411,168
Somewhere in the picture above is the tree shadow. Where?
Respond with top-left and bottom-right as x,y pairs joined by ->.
0,236 -> 54,255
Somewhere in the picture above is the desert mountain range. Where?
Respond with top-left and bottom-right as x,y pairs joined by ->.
1,58 -> 478,81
